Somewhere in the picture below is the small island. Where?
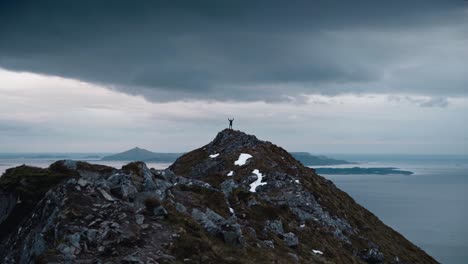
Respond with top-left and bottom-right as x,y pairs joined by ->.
314,167 -> 414,175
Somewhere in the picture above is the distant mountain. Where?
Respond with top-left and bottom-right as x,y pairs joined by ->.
101,147 -> 182,162
290,152 -> 354,166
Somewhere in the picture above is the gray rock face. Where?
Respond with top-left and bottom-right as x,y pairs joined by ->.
192,208 -> 222,235
108,173 -> 138,201
257,171 -> 354,243
139,163 -> 157,191
220,179 -> 237,196
2,181 -> 67,264
283,232 -> 299,248
122,162 -> 157,192
152,169 -> 176,182
359,244 -> 385,264
192,208 -> 244,246
0,161 -> 178,264
264,219 -> 284,235
153,180 -> 173,200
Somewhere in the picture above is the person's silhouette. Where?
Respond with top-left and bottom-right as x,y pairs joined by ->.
228,118 -> 234,129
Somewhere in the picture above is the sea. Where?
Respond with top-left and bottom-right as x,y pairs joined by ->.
0,153 -> 467,264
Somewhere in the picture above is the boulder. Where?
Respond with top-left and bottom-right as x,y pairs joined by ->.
264,219 -> 284,235
359,245 -> 385,264
283,232 -> 299,247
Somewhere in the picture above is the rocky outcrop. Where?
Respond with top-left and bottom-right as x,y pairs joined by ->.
0,129 -> 438,263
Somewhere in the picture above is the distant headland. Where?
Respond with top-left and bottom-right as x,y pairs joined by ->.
315,167 -> 414,175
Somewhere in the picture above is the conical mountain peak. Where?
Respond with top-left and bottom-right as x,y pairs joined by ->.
169,129 -> 304,179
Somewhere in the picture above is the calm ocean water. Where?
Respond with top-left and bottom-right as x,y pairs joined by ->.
317,154 -> 468,264
0,154 -> 467,263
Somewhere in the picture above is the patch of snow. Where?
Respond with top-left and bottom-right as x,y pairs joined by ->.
249,169 -> 267,192
312,249 -> 323,255
234,153 -> 252,166
295,180 -> 300,184
229,207 -> 235,214
300,224 -> 305,228
209,153 -> 220,158
227,171 -> 234,176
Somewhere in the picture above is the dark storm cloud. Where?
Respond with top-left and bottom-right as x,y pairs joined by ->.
0,0 -> 467,101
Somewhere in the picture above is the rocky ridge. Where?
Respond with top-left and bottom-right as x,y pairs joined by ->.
0,129 -> 437,263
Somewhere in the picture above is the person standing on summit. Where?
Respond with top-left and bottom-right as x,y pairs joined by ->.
228,118 -> 234,129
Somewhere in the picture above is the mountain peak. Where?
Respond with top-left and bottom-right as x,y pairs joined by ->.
209,129 -> 264,149
102,147 -> 156,161
169,129 -> 301,180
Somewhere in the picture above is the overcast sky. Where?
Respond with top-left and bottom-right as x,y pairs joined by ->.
0,1 -> 467,154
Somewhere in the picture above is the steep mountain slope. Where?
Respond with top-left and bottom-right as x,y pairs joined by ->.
0,129 -> 437,263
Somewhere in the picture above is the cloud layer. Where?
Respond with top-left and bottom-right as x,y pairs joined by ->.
0,68 -> 467,154
1,1 -> 467,101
